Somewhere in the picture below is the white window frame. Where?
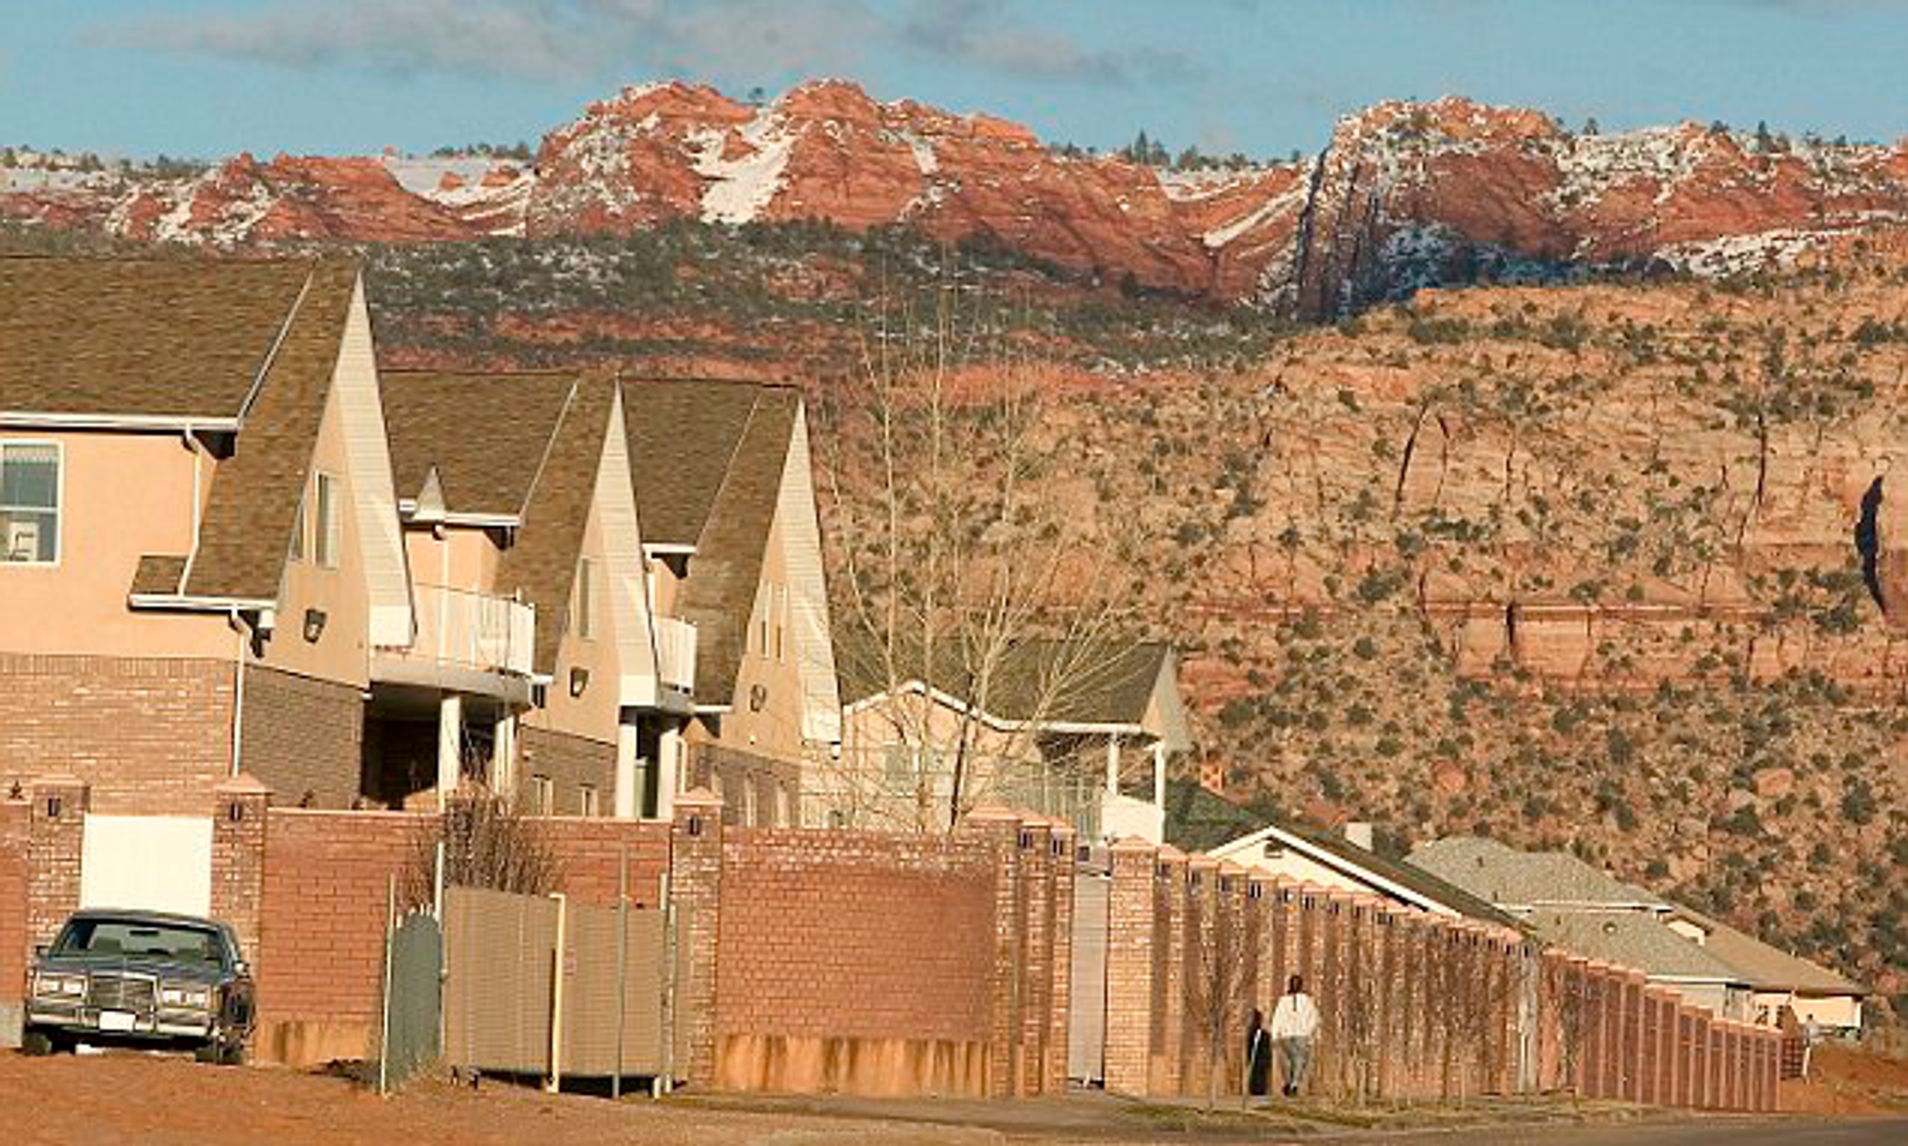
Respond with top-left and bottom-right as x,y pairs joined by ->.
288,488 -> 306,563
312,470 -> 340,569
529,775 -> 554,816
0,439 -> 63,567
578,784 -> 600,818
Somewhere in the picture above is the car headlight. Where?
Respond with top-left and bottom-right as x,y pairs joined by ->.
160,984 -> 212,1009
33,972 -> 86,998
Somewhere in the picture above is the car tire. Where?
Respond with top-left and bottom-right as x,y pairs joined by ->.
20,1029 -> 54,1057
220,1041 -> 247,1068
194,1041 -> 223,1065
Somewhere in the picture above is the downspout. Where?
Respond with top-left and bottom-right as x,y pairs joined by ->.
229,608 -> 247,778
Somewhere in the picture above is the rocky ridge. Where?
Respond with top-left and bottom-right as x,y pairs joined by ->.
9,82 -> 1908,317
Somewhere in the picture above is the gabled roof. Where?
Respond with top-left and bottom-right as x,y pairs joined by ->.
1667,908 -> 1866,997
1406,836 -> 1671,912
493,375 -> 617,677
620,379 -> 805,706
838,636 -> 1179,734
1212,821 -> 1522,928
181,261 -> 360,601
0,255 -> 316,423
1530,911 -> 1747,984
3,254 -> 360,604
621,380 -> 774,549
380,371 -> 575,520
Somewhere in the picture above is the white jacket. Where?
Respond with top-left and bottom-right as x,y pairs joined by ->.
1269,992 -> 1320,1040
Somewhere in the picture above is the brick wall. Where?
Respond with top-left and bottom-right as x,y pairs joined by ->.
689,743 -> 800,827
240,666 -> 362,808
519,726 -> 615,816
715,828 -> 995,1044
253,808 -> 425,1065
537,817 -> 672,908
1100,840 -> 1781,1113
0,799 -> 26,1010
0,654 -> 233,814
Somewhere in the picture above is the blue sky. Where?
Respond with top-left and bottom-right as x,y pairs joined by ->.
5,1 -> 1908,160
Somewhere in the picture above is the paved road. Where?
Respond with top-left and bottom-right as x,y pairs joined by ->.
1373,1116 -> 1908,1146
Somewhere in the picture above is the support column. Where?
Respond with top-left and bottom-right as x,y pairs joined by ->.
1151,742 -> 1166,808
1103,836 -> 1158,1096
1104,735 -> 1121,795
669,786 -> 724,1087
492,712 -> 518,799
211,775 -> 271,969
614,722 -> 640,820
657,724 -> 683,821
436,693 -> 462,809
27,777 -> 88,951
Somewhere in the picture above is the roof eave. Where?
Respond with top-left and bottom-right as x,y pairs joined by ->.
0,411 -> 242,432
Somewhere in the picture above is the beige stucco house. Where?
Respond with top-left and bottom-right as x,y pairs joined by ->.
0,255 -> 411,818
621,380 -> 841,827
833,640 -> 1191,839
377,370 -> 697,819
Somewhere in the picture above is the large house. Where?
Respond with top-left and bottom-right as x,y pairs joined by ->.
1409,836 -> 1866,1030
0,256 -> 840,831
622,380 -> 841,826
0,256 -> 410,816
833,639 -> 1191,839
1208,819 -> 1519,926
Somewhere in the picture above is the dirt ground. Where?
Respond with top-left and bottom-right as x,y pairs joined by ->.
1778,1044 -> 1908,1116
0,1049 -> 1895,1146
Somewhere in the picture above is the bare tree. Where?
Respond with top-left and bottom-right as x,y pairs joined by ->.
815,284 -> 1149,833
1184,878 -> 1257,1110
405,789 -> 556,908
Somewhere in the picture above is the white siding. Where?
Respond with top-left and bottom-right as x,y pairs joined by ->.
778,409 -> 841,743
600,388 -> 662,703
334,276 -> 414,648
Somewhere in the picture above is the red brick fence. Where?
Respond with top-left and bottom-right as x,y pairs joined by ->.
0,776 -> 1070,1098
1101,838 -> 1780,1112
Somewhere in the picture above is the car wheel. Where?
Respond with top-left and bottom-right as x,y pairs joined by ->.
20,1029 -> 54,1057
193,1041 -> 223,1065
219,1041 -> 247,1068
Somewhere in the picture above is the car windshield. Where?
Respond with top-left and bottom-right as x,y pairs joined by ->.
53,919 -> 225,967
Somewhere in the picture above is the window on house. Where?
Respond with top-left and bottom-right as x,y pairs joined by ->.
529,775 -> 554,816
578,784 -> 600,818
313,471 -> 340,568
0,441 -> 61,564
773,586 -> 786,662
573,557 -> 594,639
288,488 -> 306,562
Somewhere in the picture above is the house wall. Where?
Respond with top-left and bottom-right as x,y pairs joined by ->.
0,798 -> 27,1046
719,508 -> 806,764
833,691 -> 1047,831
522,473 -> 622,750
0,653 -> 235,814
0,429 -> 227,659
253,379 -> 373,689
402,525 -> 502,598
1751,989 -> 1862,1030
239,665 -> 363,808
518,726 -> 616,816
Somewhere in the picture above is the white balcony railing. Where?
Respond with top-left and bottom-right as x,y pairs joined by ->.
654,615 -> 697,696
388,583 -> 536,677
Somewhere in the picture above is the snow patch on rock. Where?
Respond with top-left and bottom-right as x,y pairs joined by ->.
692,111 -> 797,225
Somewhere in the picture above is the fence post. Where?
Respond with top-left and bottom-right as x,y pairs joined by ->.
614,844 -> 628,1101
547,892 -> 567,1094
378,874 -> 395,1097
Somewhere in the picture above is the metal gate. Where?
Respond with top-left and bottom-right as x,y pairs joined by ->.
442,886 -> 675,1087
379,908 -> 443,1093
1068,862 -> 1111,1084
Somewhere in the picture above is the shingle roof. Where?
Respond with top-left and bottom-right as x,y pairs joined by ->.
621,380 -> 769,548
837,635 -> 1173,729
380,371 -> 576,518
668,387 -> 799,704
0,256 -> 314,420
1530,912 -> 1747,983
1407,837 -> 1671,911
182,260 -> 360,601
1244,820 -> 1524,929
1668,908 -> 1866,996
494,375 -> 616,677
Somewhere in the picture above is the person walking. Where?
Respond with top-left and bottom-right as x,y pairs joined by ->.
1245,1007 -> 1272,1096
1269,974 -> 1320,1097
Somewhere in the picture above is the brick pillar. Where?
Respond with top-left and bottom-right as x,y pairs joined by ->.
1182,855 -> 1217,1099
1675,1006 -> 1696,1107
1018,818 -> 1052,1096
1103,837 -> 1157,1095
1638,989 -> 1660,1105
210,774 -> 271,967
1218,862 -> 1252,1101
1047,823 -> 1076,1096
962,808 -> 1024,1098
1621,971 -> 1646,1102
1395,914 -> 1424,1100
1153,847 -> 1187,1095
27,776 -> 86,952
669,786 -> 724,1088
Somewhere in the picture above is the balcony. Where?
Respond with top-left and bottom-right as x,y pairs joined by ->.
372,583 -> 536,701
622,615 -> 697,714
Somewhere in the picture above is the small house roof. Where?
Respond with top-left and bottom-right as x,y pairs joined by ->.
1407,836 -> 1671,912
1668,907 -> 1866,997
1531,912 -> 1747,984
380,371 -> 577,520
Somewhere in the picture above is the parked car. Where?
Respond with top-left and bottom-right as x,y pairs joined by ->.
23,908 -> 255,1064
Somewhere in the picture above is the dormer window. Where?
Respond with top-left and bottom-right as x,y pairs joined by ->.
0,441 -> 60,564
312,471 -> 340,568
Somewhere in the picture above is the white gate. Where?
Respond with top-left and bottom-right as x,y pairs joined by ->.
80,815 -> 214,917
1068,865 -> 1110,1084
